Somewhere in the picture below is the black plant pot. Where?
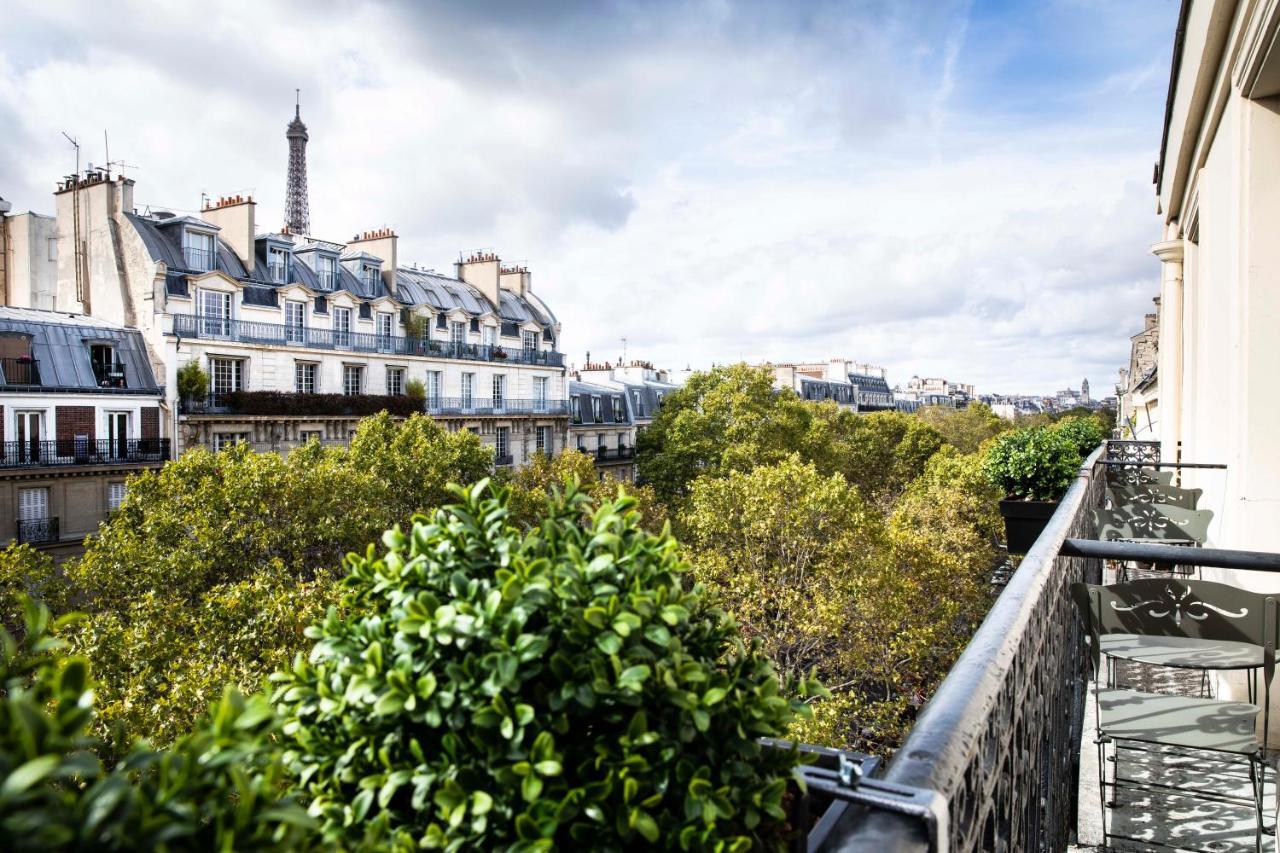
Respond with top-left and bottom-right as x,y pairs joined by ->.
998,498 -> 1060,555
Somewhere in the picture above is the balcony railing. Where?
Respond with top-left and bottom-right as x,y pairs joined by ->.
15,517 -> 59,545
172,314 -> 566,367
0,438 -> 170,469
494,454 -> 514,467
593,446 -> 634,461
833,446 -> 1106,850
91,361 -> 127,389
182,247 -> 216,272
424,398 -> 568,416
0,358 -> 40,386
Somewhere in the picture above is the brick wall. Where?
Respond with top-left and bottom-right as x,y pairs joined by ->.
56,406 -> 95,454
141,407 -> 159,440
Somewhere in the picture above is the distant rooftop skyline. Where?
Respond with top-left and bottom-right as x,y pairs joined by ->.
0,0 -> 1178,390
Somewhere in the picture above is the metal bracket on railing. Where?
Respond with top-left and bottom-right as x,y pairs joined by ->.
801,755 -> 950,852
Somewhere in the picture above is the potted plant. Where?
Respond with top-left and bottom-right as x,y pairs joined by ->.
983,426 -> 1081,553
492,347 -> 508,360
175,361 -> 210,412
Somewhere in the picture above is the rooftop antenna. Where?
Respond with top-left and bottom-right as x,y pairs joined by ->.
621,336 -> 628,365
102,130 -> 138,185
62,132 -> 86,308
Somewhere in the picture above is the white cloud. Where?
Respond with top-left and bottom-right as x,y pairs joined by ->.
0,0 -> 1176,393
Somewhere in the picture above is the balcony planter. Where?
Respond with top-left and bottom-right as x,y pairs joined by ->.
492,348 -> 509,360
997,498 -> 1059,554
983,426 -> 1082,555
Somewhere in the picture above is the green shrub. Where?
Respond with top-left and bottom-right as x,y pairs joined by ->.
0,600 -> 316,851
0,543 -> 67,639
982,426 -> 1081,502
221,390 -> 424,417
405,377 -> 426,400
1053,415 -> 1105,457
273,481 -> 817,850
176,360 -> 209,403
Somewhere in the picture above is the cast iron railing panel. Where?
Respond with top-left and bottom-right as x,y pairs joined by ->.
0,439 -> 170,469
1,358 -> 41,386
172,314 -> 566,368
1105,439 -> 1160,466
184,394 -> 568,417
832,449 -> 1105,852
15,517 -> 59,545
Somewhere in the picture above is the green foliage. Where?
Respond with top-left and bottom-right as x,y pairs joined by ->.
830,411 -> 944,508
0,601 -> 316,851
1053,415 -> 1106,457
405,377 -> 426,400
402,312 -> 430,341
176,360 -> 209,403
499,450 -> 669,534
0,544 -> 65,639
274,482 -> 815,850
982,426 -> 1081,501
915,402 -> 1010,454
221,390 -> 424,417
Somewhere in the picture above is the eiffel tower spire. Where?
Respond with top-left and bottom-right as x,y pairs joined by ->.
284,89 -> 310,235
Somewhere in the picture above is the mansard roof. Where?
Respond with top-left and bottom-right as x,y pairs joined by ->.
0,307 -> 161,393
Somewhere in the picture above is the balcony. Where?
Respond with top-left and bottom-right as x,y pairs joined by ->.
183,391 -> 569,419
593,446 -> 635,462
182,247 -> 216,272
0,438 -> 170,470
0,357 -> 40,387
494,454 -> 514,467
91,360 -> 128,389
171,314 -> 566,368
15,517 -> 58,545
828,440 -> 1276,851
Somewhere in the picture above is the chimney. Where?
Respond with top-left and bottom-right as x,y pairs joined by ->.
200,195 -> 256,273
348,228 -> 398,295
456,251 -> 501,307
499,263 -> 531,297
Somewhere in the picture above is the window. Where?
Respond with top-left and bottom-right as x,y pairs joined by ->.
183,229 -> 216,271
376,312 -> 394,352
386,367 -> 405,396
333,306 -> 352,347
316,254 -> 337,290
300,430 -> 322,444
212,433 -> 248,452
618,433 -> 626,449
209,358 -> 244,398
343,365 -> 364,396
15,410 -> 43,462
450,321 -> 466,345
534,377 -> 548,411
107,482 -> 128,512
461,373 -> 474,409
47,238 -> 56,261
90,343 -> 125,387
295,362 -> 317,394
105,411 -> 129,459
199,290 -> 232,337
536,425 -> 550,454
425,371 -> 442,406
268,247 -> 289,283
523,330 -> 538,352
591,396 -> 602,422
571,395 -> 581,424
613,397 -> 625,421
492,374 -> 505,408
362,264 -> 380,290
285,301 -> 306,343
18,487 -> 49,525
495,426 -> 510,461
481,325 -> 496,347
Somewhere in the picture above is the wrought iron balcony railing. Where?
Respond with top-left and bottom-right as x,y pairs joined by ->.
182,247 -> 216,272
185,392 -> 568,418
1,358 -> 41,386
15,517 -> 58,545
494,454 -> 514,467
0,438 -> 170,469
91,361 -> 128,388
172,313 -> 566,368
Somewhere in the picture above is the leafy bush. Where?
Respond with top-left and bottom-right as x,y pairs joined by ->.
221,390 -> 424,417
405,377 -> 426,399
498,449 -> 668,534
176,360 -> 209,403
915,402 -> 1010,454
1053,415 -> 1105,457
0,543 -> 66,639
273,482 -> 817,850
982,426 -> 1081,501
0,601 -> 315,851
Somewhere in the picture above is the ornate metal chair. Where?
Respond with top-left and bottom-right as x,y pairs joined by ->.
1072,579 -> 1276,851
1092,502 -> 1214,581
1107,483 -> 1203,511
1105,466 -> 1174,488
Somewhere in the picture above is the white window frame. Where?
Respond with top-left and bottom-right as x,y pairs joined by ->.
107,481 -> 128,512
209,357 -> 244,397
198,289 -> 232,337
492,374 -> 505,409
376,311 -> 394,352
426,371 -> 442,406
386,366 -> 405,397
450,321 -> 466,345
183,229 -> 216,272
343,364 -> 364,396
481,325 -> 496,347
534,377 -> 548,412
536,425 -> 549,454
523,330 -> 538,352
268,246 -> 290,283
316,254 -> 337,290
495,426 -> 509,460
362,264 -> 381,290
212,433 -> 248,452
285,300 -> 306,343
295,361 -> 318,394
18,486 -> 49,521
333,306 -> 352,348
461,373 -> 474,409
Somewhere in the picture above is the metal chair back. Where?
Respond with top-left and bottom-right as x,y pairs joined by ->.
1093,502 -> 1213,545
1105,467 -> 1174,488
1107,483 -> 1202,510
1072,579 -> 1278,690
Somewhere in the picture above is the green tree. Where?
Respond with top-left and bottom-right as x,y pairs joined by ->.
499,450 -> 668,533
175,360 -> 209,403
828,410 -> 944,508
273,482 -> 817,850
915,402 -> 1010,454
0,543 -> 66,639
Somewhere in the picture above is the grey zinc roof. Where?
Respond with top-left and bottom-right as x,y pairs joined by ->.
569,380 -> 632,426
0,307 -> 160,393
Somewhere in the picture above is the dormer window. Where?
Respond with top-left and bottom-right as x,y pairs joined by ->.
268,246 -> 290,283
89,343 -> 126,388
182,229 -> 216,272
362,264 -> 380,290
316,254 -> 337,290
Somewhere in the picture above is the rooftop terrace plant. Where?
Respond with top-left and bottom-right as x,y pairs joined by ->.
982,425 -> 1080,503
273,480 -> 817,850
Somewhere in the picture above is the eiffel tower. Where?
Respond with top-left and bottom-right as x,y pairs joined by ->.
284,90 -> 310,235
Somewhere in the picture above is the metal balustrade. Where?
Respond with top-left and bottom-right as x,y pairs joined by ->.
15,517 -> 59,545
0,438 -> 170,469
0,358 -> 41,386
172,313 -> 566,367
184,392 -> 568,418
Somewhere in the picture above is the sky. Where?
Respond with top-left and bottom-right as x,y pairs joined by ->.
0,0 -> 1180,395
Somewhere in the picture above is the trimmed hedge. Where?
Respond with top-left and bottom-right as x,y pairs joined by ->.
221,391 -> 423,417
